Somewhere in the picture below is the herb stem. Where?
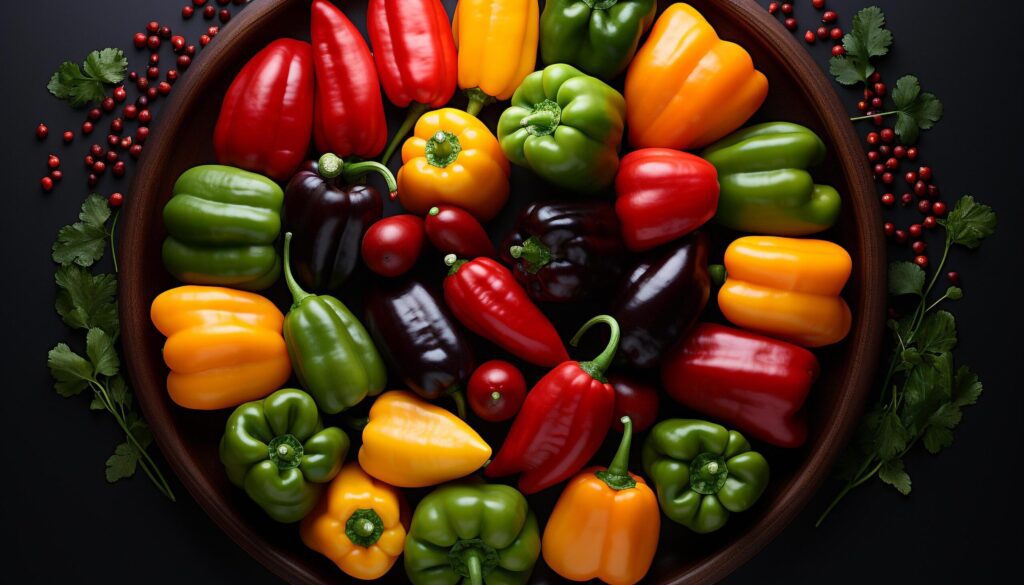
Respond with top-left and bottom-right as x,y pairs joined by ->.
850,110 -> 898,122
108,211 -> 119,273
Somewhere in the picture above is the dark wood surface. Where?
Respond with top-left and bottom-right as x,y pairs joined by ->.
117,1 -> 882,584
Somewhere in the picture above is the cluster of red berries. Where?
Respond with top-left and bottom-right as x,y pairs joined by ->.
35,2 -> 248,207
768,1 -> 845,56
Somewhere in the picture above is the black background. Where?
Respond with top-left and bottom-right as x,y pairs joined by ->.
2,0 -> 1021,583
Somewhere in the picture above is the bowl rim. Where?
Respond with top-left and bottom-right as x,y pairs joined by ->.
119,0 -> 886,583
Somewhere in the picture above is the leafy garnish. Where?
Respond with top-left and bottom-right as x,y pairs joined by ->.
47,48 -> 127,107
940,195 -> 997,249
829,7 -> 892,85
52,194 -> 112,267
55,265 -> 119,337
890,75 -> 943,144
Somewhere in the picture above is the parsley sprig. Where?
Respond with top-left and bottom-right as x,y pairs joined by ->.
817,196 -> 996,526
832,7 -> 943,145
47,195 -> 174,500
47,48 -> 128,108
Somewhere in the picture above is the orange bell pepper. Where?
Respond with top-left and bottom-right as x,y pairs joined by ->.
624,3 -> 768,150
717,236 -> 852,347
542,417 -> 660,585
300,462 -> 409,580
397,107 -> 510,221
358,391 -> 492,488
150,285 -> 291,410
452,0 -> 539,116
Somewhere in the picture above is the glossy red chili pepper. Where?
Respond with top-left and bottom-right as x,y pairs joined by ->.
443,255 -> 568,367
362,215 -> 425,278
425,205 -> 495,258
608,374 -> 659,433
368,0 -> 457,163
213,39 -> 313,180
311,0 -> 387,158
467,359 -> 526,422
615,148 -> 719,252
485,315 -> 619,494
661,323 -> 819,448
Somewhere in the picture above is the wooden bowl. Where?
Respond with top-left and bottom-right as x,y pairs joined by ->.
120,1 -> 885,583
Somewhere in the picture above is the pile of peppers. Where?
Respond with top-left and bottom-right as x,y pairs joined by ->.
147,2 -> 863,584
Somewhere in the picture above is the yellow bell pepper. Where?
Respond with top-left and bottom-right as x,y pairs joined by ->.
150,285 -> 291,410
300,462 -> 409,581
717,236 -> 852,347
397,107 -> 510,221
452,0 -> 539,115
358,390 -> 492,488
624,3 -> 768,150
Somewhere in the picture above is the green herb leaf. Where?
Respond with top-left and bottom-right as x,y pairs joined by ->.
47,49 -> 126,107
52,194 -> 111,267
945,286 -> 963,301
83,48 -> 127,84
952,366 -> 983,407
888,261 -> 925,297
829,7 -> 893,85
922,425 -> 953,455
874,412 -> 909,461
890,75 -> 943,145
105,442 -> 140,482
89,396 -> 106,411
915,310 -> 957,355
54,265 -> 118,336
901,352 -> 953,436
109,375 -> 131,409
47,343 -> 94,397
878,459 -> 912,495
829,57 -> 868,86
86,328 -> 119,377
941,196 -> 997,249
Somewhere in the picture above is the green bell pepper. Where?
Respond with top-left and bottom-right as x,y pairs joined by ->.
540,0 -> 656,81
219,388 -> 349,523
162,165 -> 283,291
281,232 -> 386,414
497,64 -> 626,194
404,482 -> 541,585
701,122 -> 842,236
642,419 -> 770,534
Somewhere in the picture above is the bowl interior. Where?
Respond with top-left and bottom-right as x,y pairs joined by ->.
120,1 -> 884,584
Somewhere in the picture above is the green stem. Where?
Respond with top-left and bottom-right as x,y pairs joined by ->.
317,153 -> 344,179
583,0 -> 619,9
108,211 -> 120,273
464,550 -> 483,585
508,237 -> 551,273
850,110 -> 898,122
464,88 -> 494,118
345,508 -> 385,547
595,416 -> 637,490
708,264 -> 727,286
444,253 -> 467,276
344,160 -> 398,199
282,232 -> 312,307
570,315 -> 620,382
381,102 -> 428,165
448,386 -> 467,420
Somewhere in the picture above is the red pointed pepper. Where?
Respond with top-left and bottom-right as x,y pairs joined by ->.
425,205 -> 495,258
368,0 -> 457,163
485,315 -> 619,494
661,323 -> 819,448
443,255 -> 568,367
213,39 -> 314,180
311,0 -> 387,159
615,148 -> 720,252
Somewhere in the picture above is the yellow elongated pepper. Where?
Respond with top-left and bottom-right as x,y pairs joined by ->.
717,236 -> 852,347
452,0 -> 539,115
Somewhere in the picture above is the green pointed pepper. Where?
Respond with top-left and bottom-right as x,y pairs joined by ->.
642,419 -> 770,534
540,0 -> 657,81
219,388 -> 349,523
497,63 -> 626,194
404,482 -> 541,585
701,122 -> 842,236
282,232 -> 386,414
162,165 -> 283,290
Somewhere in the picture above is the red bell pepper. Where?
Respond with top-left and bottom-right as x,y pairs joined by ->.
661,322 -> 819,448
425,205 -> 495,258
615,148 -> 720,252
443,255 -> 568,367
485,315 -> 618,494
311,0 -> 387,159
368,0 -> 457,163
213,39 -> 313,180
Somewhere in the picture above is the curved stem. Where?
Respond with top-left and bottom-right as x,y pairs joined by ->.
850,110 -> 898,122
583,0 -> 619,9
464,88 -> 494,118
444,254 -> 467,276
464,550 -> 483,585
508,237 -> 551,274
570,315 -> 621,381
108,210 -> 120,273
381,102 -> 428,165
344,160 -> 398,198
595,416 -> 637,490
282,232 -> 312,307
317,153 -> 344,179
448,386 -> 467,420
345,508 -> 384,547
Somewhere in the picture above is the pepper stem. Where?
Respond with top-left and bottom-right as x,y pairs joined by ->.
381,102 -> 429,165
508,237 -> 552,274
595,416 -> 637,490
317,153 -> 343,179
426,131 -> 463,168
464,550 -> 483,585
343,160 -> 398,199
583,0 -> 619,10
444,254 -> 468,276
344,508 -> 385,548
519,100 -> 561,137
464,88 -> 495,117
267,434 -> 304,470
708,264 -> 727,286
447,386 -> 467,420
570,315 -> 620,383
282,232 -> 313,307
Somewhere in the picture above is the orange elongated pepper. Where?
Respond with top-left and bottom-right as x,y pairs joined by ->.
300,462 -> 409,581
150,286 -> 291,410
624,3 -> 768,150
717,236 -> 852,347
542,417 -> 660,585
452,0 -> 539,116
397,108 -> 510,221
358,391 -> 492,488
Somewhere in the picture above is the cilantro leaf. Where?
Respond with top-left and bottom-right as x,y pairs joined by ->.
54,265 -> 118,336
945,286 -> 963,301
52,194 -> 111,267
915,310 -> 957,355
941,196 -> 997,249
47,49 -> 126,108
47,343 -> 94,397
86,328 -> 119,378
922,425 -> 953,455
83,48 -> 127,84
878,459 -> 912,495
888,261 -> 925,297
829,57 -> 868,86
952,366 -> 983,407
874,411 -> 909,461
901,352 -> 953,436
105,442 -> 140,482
829,7 -> 893,85
890,75 -> 943,145
109,375 -> 131,409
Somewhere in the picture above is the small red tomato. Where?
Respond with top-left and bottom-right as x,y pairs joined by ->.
467,360 -> 527,422
608,375 -> 659,433
361,215 -> 425,277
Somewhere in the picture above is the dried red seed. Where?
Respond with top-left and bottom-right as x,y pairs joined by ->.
880,128 -> 895,143
138,109 -> 152,124
768,2 -> 780,14
62,130 -> 74,143
880,172 -> 894,185
88,108 -> 102,121
781,3 -> 793,15
40,177 -> 54,192
108,192 -> 124,207
166,69 -> 179,83
146,21 -> 160,34
914,255 -> 929,268
136,126 -> 150,143
90,144 -> 104,157
923,216 -> 937,229
87,173 -> 99,187
172,35 -> 186,53
219,9 -> 231,23
918,166 -> 933,181
911,241 -> 927,255
947,272 -> 960,286
931,201 -> 947,216
885,157 -> 899,170
133,32 -> 147,48
158,25 -> 172,39
93,160 -> 107,174
906,147 -> 919,160
867,150 -> 880,163
900,193 -> 913,207
904,171 -> 917,184
130,144 -> 143,158
113,161 -> 126,177
816,26 -> 829,40
186,44 -> 197,56
110,118 -> 124,133
199,34 -> 211,47
84,155 -> 95,168
893,145 -> 906,159
830,27 -> 843,40
880,193 -> 895,206
916,199 -> 931,214
804,30 -> 816,44
883,222 -> 895,236
913,180 -> 927,197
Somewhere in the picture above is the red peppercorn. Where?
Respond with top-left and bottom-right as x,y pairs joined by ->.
866,131 -> 880,145
813,0 -> 826,8
823,10 -> 838,23
893,145 -> 906,159
893,229 -> 907,244
113,161 -> 126,177
880,128 -> 894,143
47,154 -> 61,169
147,66 -> 159,80
208,26 -> 219,36
90,144 -> 104,158
113,86 -> 127,102
93,160 -> 107,174
87,173 -> 99,187
171,35 -> 186,53
183,5 -> 195,18
147,35 -> 161,50
85,155 -> 95,168
804,30 -> 817,44
159,25 -> 172,39
110,118 -> 124,133
166,69 -> 179,83
918,166 -> 933,181
871,97 -> 883,109
130,144 -> 143,158
204,5 -> 216,19
904,171 -> 917,184
101,97 -> 115,112
133,32 -> 147,48
947,272 -> 960,286
193,0 -> 208,6
908,223 -> 923,238
124,105 -> 138,120
914,255 -> 928,268
107,133 -> 120,147
50,170 -> 63,182
82,121 -> 94,135
146,21 -> 160,34
830,27 -> 843,40
784,18 -> 797,31
884,157 -> 899,171
108,192 -> 124,207
923,216 -> 937,229
900,193 -> 913,207
88,108 -> 102,121
872,163 -> 885,176
831,45 -> 846,57
927,184 -> 939,198
911,241 -> 927,255
136,126 -> 150,143
157,81 -> 172,95
878,144 -> 892,157
916,199 -> 931,214
906,147 -> 918,160
199,34 -> 211,47
867,150 -> 880,163
931,201 -> 947,216
121,136 -> 133,150
880,193 -> 895,206
35,123 -> 49,140
177,55 -> 192,70
913,180 -> 927,197
40,177 -> 54,192
768,2 -> 779,14
62,130 -> 74,143
781,3 -> 793,15
138,109 -> 152,124
219,9 -> 231,23
881,172 -> 894,185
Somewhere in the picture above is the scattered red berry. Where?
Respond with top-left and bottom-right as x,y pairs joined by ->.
867,150 -> 879,163
166,69 -> 179,83
893,229 -> 907,244
113,161 -> 126,177
880,172 -> 894,185
87,173 -> 99,187
893,145 -> 906,159
804,30 -> 816,44
947,272 -> 960,286
203,5 -> 216,19
50,170 -> 63,182
147,66 -> 160,80
916,199 -> 931,214
105,150 -> 118,163
923,216 -> 937,229
208,26 -> 220,36
137,77 -> 149,91
186,44 -> 197,56
47,154 -> 61,169
219,9 -> 231,23
157,81 -> 172,95
130,144 -> 144,158
831,45 -> 846,57
124,104 -> 138,120
823,10 -> 838,23
84,155 -> 95,168
107,133 -> 120,147
906,147 -> 918,160
88,108 -> 102,121
879,144 -> 891,156
784,18 -> 797,31
177,55 -> 192,70
908,224 -> 922,238
199,34 -> 211,47
93,160 -> 107,174
136,127 -> 150,143
871,97 -> 883,109
900,193 -> 913,207
172,35 -> 186,53
872,163 -> 885,176
918,166 -> 932,181
768,2 -> 780,14
150,53 -> 160,65
147,35 -> 161,50
90,144 -> 104,157
63,130 -> 74,143
82,121 -> 94,135
927,184 -> 939,198
158,25 -> 172,39
880,193 -> 895,206
110,118 -> 124,133
36,123 -> 49,139
113,86 -> 127,102
816,26 -> 829,40
121,136 -> 134,150
866,131 -> 879,145
879,128 -> 894,143
913,255 -> 928,268
911,241 -> 927,255
146,21 -> 160,34
884,157 -> 899,171
883,222 -> 895,237
931,201 -> 947,216
133,32 -> 147,48
904,171 -> 917,184
40,177 -> 54,192
193,0 -> 208,6
147,87 -> 159,100
913,180 -> 927,197
183,5 -> 195,18
830,27 -> 843,40
869,72 -> 882,83
108,192 -> 124,207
